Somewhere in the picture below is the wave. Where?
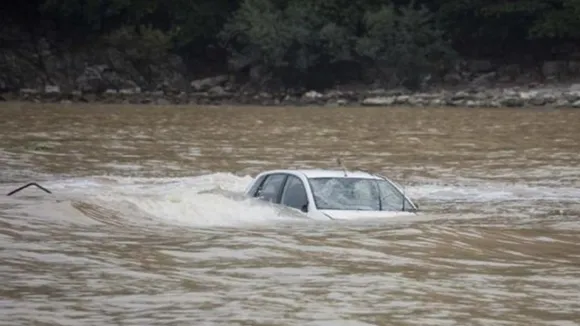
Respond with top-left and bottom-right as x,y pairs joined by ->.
1,173 -> 578,229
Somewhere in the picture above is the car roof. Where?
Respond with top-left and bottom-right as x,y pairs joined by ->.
259,169 -> 383,180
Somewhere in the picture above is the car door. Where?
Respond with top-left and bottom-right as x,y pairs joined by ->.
254,173 -> 288,204
280,175 -> 309,212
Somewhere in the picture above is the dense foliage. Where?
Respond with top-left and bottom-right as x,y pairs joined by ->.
2,0 -> 580,90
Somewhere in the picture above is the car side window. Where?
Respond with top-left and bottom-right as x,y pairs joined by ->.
281,175 -> 308,211
377,180 -> 407,211
247,175 -> 266,197
256,174 -> 287,203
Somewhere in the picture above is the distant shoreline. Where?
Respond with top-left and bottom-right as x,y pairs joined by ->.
2,83 -> 580,109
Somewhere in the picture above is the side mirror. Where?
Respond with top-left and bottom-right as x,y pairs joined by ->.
301,203 -> 308,213
412,201 -> 419,210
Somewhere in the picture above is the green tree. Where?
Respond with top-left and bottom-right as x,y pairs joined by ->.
3,0 -> 580,92
355,2 -> 455,88
220,0 -> 331,87
221,0 -> 454,90
529,0 -> 580,39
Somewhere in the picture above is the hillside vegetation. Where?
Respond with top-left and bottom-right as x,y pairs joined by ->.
2,0 -> 580,93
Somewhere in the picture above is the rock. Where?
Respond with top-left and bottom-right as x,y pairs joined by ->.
361,97 -> 395,106
421,74 -> 433,89
20,88 -> 38,94
564,91 -> 580,102
430,98 -> 444,106
367,88 -> 387,95
470,72 -> 496,87
500,97 -> 525,107
11,82 -> 580,109
80,94 -> 97,102
443,72 -> 462,85
102,70 -> 138,90
533,95 -> 555,106
150,90 -> 164,97
451,91 -> 471,100
529,96 -> 546,106
554,99 -> 570,107
190,75 -> 229,92
466,60 -> 494,73
568,61 -> 580,75
325,90 -> 344,98
249,65 -> 266,82
208,85 -> 227,96
44,85 -> 60,93
497,64 -> 521,82
303,90 -> 323,99
76,65 -> 108,93
325,99 -> 346,107
512,72 -> 538,85
542,61 -> 568,80
465,100 -> 481,107
407,95 -> 423,106
155,98 -> 170,105
502,88 -> 519,97
387,88 -> 410,96
282,94 -> 293,103
7,52 -> 580,110
446,99 -> 463,106
519,90 -> 537,100
395,95 -> 410,104
119,87 -> 141,95
301,90 -> 325,104
540,92 -> 557,105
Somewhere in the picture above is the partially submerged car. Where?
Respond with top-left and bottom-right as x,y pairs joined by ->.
244,169 -> 418,220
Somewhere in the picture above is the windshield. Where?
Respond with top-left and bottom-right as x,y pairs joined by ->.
308,177 -> 415,212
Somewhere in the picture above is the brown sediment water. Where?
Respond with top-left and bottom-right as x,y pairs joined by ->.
1,102 -> 579,325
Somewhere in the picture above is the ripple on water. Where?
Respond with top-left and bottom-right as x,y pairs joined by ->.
1,104 -> 580,325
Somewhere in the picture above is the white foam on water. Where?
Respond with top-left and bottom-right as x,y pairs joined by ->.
405,181 -> 580,203
2,172 -> 578,228
2,173 -> 309,228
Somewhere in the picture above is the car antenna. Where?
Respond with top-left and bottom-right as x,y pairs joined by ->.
336,157 -> 348,177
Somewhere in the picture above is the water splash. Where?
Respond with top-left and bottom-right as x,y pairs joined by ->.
1,173 -> 309,228
2,173 -> 578,229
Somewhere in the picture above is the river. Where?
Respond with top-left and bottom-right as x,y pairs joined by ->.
1,102 -> 579,325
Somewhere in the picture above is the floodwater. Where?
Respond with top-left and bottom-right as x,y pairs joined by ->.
1,102 -> 580,326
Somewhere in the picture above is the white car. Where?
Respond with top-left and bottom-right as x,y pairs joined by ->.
244,169 -> 418,220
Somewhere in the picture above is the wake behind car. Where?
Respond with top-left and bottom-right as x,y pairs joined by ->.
244,169 -> 418,220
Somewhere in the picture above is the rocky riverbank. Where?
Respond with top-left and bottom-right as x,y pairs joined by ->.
3,82 -> 580,108
2,42 -> 580,108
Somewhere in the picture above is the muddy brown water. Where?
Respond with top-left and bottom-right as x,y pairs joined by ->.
1,102 -> 580,325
